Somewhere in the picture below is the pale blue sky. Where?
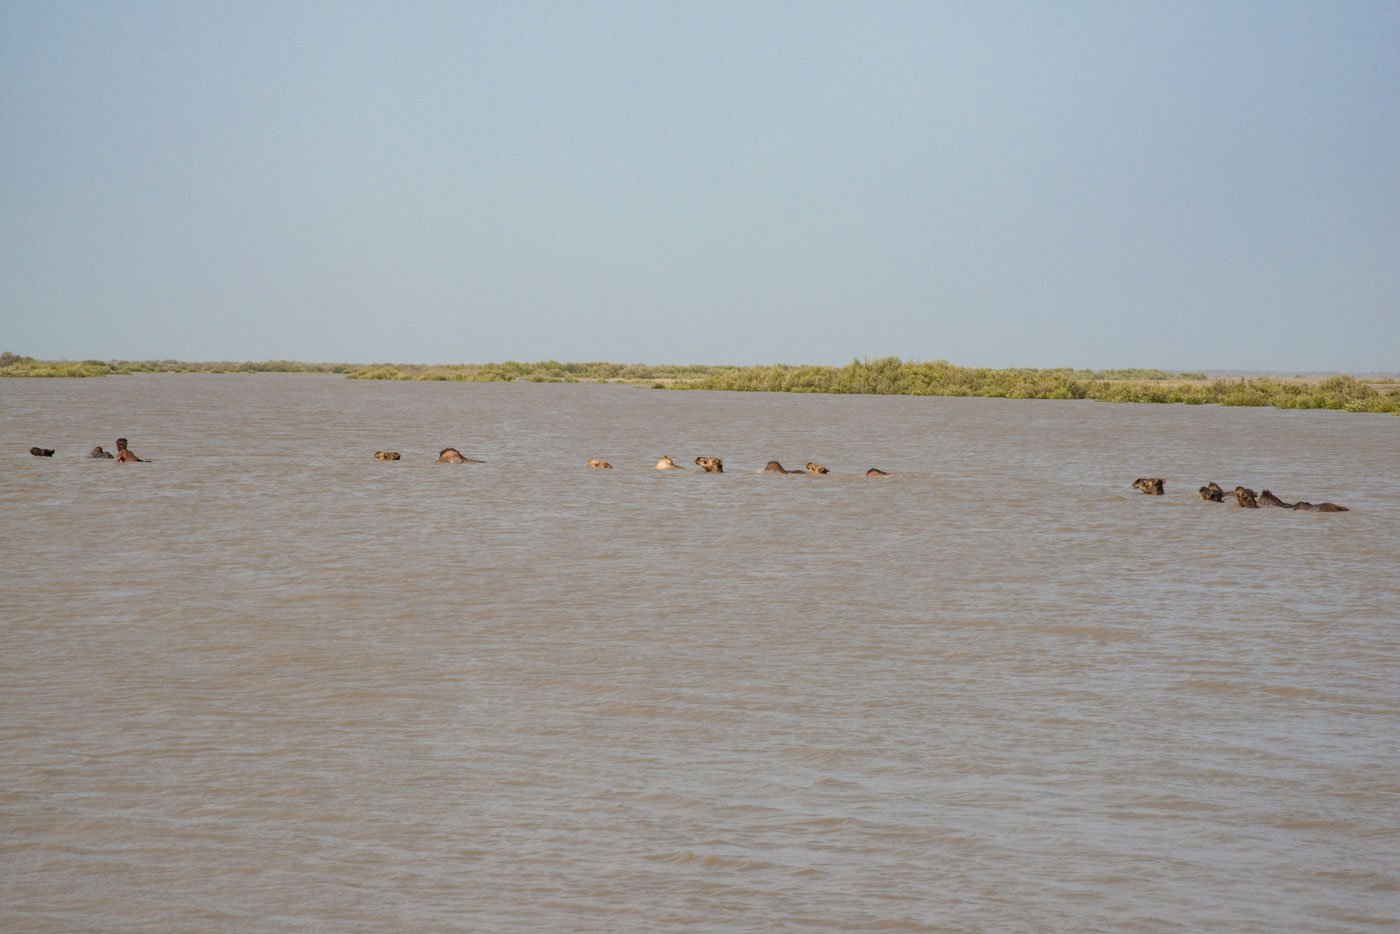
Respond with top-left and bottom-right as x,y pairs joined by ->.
3,1 -> 1397,370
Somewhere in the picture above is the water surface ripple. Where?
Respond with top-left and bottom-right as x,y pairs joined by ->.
3,375 -> 1398,931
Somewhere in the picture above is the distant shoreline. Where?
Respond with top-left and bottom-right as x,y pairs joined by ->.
2,353 -> 1396,414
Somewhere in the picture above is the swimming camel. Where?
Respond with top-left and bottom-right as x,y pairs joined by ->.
437,448 -> 484,464
114,438 -> 143,462
1259,488 -> 1348,511
760,460 -> 804,474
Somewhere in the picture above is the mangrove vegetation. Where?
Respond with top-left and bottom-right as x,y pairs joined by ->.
3,352 -> 1396,414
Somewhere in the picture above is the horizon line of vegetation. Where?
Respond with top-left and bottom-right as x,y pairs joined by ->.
2,352 -> 1395,414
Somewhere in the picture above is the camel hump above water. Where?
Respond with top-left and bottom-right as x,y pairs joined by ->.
437,448 -> 483,464
761,460 -> 803,474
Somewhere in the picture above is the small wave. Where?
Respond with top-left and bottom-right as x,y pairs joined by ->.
781,747 -> 846,765
1256,684 -> 1325,700
594,704 -> 662,718
644,850 -> 785,872
1033,625 -> 1142,641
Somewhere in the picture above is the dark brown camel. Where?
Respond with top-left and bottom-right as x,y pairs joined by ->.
761,461 -> 804,474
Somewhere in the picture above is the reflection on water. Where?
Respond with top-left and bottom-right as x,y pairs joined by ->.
3,375 -> 1398,930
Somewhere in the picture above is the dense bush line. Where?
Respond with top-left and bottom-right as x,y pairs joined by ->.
0,353 -> 353,378
0,354 -> 736,383
344,360 -> 746,383
677,357 -> 1398,413
3,352 -> 1395,414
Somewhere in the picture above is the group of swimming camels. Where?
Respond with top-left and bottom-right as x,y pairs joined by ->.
26,444 -> 1348,506
28,439 -> 144,462
374,448 -> 893,477
1132,477 -> 1348,511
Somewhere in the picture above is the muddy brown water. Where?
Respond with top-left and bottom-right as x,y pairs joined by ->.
3,374 -> 1398,931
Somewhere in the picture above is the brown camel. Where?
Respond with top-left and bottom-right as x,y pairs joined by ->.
1263,489 -> 1349,512
437,448 -> 484,464
1198,482 -> 1225,502
761,461 -> 804,474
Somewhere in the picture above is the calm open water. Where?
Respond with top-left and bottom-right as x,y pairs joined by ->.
3,374 -> 1398,931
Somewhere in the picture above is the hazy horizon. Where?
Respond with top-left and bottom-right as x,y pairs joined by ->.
8,349 -> 1400,380
4,2 -> 1398,371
